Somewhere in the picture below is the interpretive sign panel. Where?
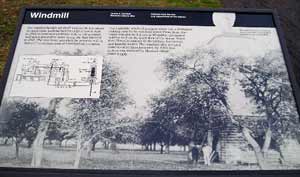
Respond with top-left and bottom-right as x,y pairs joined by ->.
0,7 -> 299,177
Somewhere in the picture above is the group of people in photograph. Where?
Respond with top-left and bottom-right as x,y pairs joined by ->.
189,142 -> 213,166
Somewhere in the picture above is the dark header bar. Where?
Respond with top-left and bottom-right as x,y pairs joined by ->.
23,9 -> 275,27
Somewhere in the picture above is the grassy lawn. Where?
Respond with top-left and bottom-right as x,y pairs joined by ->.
1,144 -> 300,170
0,0 -> 221,78
0,145 -> 261,170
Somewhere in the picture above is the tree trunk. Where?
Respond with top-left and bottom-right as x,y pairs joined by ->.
27,140 -> 32,148
103,141 -> 106,149
92,141 -> 97,151
160,144 -> 164,154
73,130 -> 83,168
59,140 -> 63,147
74,138 -> 83,168
153,142 -> 156,151
278,147 -> 285,164
207,129 -> 213,147
183,145 -> 186,152
262,127 -> 272,155
31,122 -> 49,167
166,136 -> 172,154
165,144 -> 170,154
4,138 -> 9,145
31,98 -> 59,167
187,144 -> 192,161
104,141 -> 109,149
166,134 -> 172,154
15,141 -> 19,159
242,127 -> 268,169
85,140 -> 93,158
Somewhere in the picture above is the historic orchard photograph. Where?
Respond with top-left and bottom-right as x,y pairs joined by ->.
1,38 -> 300,170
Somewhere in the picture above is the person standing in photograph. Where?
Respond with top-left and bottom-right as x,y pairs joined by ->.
189,142 -> 199,165
202,143 -> 212,166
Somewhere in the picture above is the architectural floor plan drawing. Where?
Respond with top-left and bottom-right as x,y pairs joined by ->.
9,55 -> 103,98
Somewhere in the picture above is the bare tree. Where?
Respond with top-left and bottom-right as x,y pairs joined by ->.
1,100 -> 44,160
70,60 -> 133,168
239,51 -> 300,166
31,98 -> 61,167
159,48 -> 299,169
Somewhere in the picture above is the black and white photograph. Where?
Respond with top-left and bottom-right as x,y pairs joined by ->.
0,10 -> 300,171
